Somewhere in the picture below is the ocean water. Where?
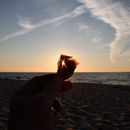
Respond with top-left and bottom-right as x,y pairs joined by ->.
0,72 -> 130,85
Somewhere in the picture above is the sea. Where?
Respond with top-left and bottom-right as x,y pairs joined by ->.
0,72 -> 130,86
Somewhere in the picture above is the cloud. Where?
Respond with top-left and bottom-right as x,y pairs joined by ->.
78,22 -> 89,32
91,37 -> 101,43
0,29 -> 31,43
78,0 -> 130,62
53,6 -> 87,27
0,5 -> 86,42
17,15 -> 33,29
72,5 -> 86,16
121,50 -> 130,57
91,31 -> 102,44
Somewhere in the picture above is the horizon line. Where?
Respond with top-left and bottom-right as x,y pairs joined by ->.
0,71 -> 130,73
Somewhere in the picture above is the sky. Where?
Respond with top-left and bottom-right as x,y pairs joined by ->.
0,0 -> 130,72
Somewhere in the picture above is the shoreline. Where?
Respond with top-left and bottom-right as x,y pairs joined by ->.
0,72 -> 130,86
0,79 -> 130,130
0,78 -> 130,87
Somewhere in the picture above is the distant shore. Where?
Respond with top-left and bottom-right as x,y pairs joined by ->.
0,79 -> 130,130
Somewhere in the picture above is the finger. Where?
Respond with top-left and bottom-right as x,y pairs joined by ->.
53,110 -> 58,120
38,76 -> 63,102
52,98 -> 63,112
13,73 -> 57,97
61,81 -> 72,92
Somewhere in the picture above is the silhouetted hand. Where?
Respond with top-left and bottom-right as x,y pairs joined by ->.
8,73 -> 72,130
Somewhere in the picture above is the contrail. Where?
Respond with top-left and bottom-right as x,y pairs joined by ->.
0,5 -> 86,42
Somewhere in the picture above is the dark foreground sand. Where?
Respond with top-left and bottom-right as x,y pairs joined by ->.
0,79 -> 130,130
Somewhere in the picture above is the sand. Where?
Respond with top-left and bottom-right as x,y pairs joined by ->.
0,79 -> 130,130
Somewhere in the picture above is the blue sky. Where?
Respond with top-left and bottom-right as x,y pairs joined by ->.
0,0 -> 130,72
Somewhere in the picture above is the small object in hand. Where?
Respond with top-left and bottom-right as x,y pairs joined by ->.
57,54 -> 79,80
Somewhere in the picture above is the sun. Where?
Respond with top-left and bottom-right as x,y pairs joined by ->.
62,60 -> 65,66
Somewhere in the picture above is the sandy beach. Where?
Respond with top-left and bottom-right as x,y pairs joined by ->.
0,79 -> 130,130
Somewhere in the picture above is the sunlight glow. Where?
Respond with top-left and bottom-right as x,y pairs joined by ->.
62,60 -> 66,67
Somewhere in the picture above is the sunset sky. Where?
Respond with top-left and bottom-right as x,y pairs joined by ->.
0,0 -> 130,72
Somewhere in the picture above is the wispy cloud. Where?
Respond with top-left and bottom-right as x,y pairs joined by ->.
91,37 -> 101,44
78,22 -> 89,32
0,5 -> 86,42
17,15 -> 33,29
91,30 -> 102,44
121,51 -> 130,57
78,0 -> 130,62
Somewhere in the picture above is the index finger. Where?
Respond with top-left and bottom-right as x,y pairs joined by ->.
13,73 -> 57,98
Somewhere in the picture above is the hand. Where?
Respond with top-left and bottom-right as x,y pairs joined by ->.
8,73 -> 72,130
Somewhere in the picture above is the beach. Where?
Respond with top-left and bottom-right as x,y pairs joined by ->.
0,79 -> 130,130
